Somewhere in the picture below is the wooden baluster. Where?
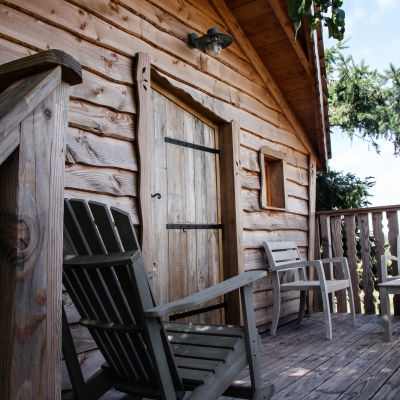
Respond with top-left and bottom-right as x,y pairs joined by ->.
313,218 -> 323,312
331,216 -> 347,312
372,213 -> 385,283
387,210 -> 400,314
344,214 -> 361,313
359,213 -> 375,314
319,214 -> 334,312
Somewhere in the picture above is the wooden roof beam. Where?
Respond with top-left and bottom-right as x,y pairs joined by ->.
267,0 -> 310,76
210,0 -> 324,168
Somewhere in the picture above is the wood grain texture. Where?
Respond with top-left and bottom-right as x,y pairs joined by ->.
344,214 -> 362,313
135,53 -> 152,271
207,0 -> 324,168
66,127 -> 137,171
331,215 -> 347,312
0,80 -> 69,399
0,48 -> 81,92
266,0 -> 310,75
65,164 -> 137,197
68,99 -> 135,142
0,67 -> 61,142
372,212 -> 385,285
386,210 -> 400,314
359,213 -> 375,314
219,121 -> 244,325
2,0 -> 287,132
307,154 -> 316,314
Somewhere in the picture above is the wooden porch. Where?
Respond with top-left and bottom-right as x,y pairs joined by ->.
84,312 -> 400,399
231,312 -> 400,400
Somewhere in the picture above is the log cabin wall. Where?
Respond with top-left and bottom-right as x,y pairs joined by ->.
0,0 -> 322,389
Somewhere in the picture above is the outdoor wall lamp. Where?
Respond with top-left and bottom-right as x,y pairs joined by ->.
188,28 -> 233,55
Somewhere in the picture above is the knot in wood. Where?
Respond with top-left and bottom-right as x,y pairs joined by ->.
44,108 -> 51,120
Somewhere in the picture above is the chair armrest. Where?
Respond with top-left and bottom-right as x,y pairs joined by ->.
320,257 -> 346,264
63,250 -> 141,269
271,260 -> 323,272
144,270 -> 266,317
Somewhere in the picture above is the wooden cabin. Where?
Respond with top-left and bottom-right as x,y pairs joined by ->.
0,0 -> 332,398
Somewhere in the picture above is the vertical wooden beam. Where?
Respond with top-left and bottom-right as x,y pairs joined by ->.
313,218 -> 323,312
319,214 -> 333,311
387,210 -> 400,314
219,121 -> 244,325
0,73 -> 69,399
135,53 -> 152,271
344,214 -> 361,313
359,213 -> 375,314
0,50 -> 81,400
372,212 -> 385,285
307,154 -> 317,314
331,216 -> 346,312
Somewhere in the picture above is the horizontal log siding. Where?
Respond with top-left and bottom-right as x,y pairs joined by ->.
0,0 -> 312,350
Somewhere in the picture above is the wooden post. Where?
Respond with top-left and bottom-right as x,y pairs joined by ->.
307,154 -> 317,314
344,214 -> 361,313
313,218 -> 323,312
134,53 -> 152,271
387,210 -> 400,314
331,216 -> 347,312
319,214 -> 334,312
0,50 -> 81,400
359,213 -> 375,314
219,121 -> 244,325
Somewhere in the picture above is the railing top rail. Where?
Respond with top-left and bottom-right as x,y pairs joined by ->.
316,204 -> 400,217
0,49 -> 82,93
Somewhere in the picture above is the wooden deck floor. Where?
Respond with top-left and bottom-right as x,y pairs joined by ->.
67,313 -> 400,400
227,312 -> 400,400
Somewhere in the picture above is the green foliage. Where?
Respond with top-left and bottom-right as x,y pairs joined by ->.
316,170 -> 375,212
327,43 -> 400,155
288,0 -> 345,43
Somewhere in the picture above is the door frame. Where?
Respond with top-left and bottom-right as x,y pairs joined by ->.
135,54 -> 244,325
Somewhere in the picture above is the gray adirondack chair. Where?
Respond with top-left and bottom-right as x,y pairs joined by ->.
263,241 -> 356,340
379,235 -> 400,342
62,198 -> 274,400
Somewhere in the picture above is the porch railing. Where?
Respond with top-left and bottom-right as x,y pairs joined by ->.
314,205 -> 400,315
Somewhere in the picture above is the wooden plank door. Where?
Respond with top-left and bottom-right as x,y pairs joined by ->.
150,87 -> 222,324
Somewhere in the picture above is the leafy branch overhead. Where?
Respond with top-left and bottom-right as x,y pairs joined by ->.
327,42 -> 400,155
288,0 -> 345,42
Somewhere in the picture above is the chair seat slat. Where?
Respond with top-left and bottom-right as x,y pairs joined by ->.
165,322 -> 244,337
170,343 -> 231,361
178,368 -> 213,384
168,332 -> 240,350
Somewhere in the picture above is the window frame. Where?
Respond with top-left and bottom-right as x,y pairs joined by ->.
259,146 -> 288,211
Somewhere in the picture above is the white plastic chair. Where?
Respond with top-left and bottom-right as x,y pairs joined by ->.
263,241 -> 357,340
379,235 -> 400,342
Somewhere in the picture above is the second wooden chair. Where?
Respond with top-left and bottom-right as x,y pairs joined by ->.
263,241 -> 357,340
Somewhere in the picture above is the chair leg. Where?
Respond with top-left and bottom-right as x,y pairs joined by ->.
320,288 -> 332,340
380,287 -> 393,342
347,284 -> 357,327
297,290 -> 306,325
270,273 -> 281,336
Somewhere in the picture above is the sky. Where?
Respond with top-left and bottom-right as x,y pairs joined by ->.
323,0 -> 400,207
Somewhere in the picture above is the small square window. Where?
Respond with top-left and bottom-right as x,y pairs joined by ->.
259,147 -> 288,210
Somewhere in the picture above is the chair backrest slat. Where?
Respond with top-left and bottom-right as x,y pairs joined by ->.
63,198 -> 183,391
263,241 -> 303,271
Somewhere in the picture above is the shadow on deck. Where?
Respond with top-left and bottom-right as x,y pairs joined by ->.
227,312 -> 400,400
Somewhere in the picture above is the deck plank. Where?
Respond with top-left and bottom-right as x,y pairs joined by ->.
62,313 -> 400,399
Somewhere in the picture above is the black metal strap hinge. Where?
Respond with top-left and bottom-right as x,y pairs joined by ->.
165,137 -> 221,158
166,224 -> 223,230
